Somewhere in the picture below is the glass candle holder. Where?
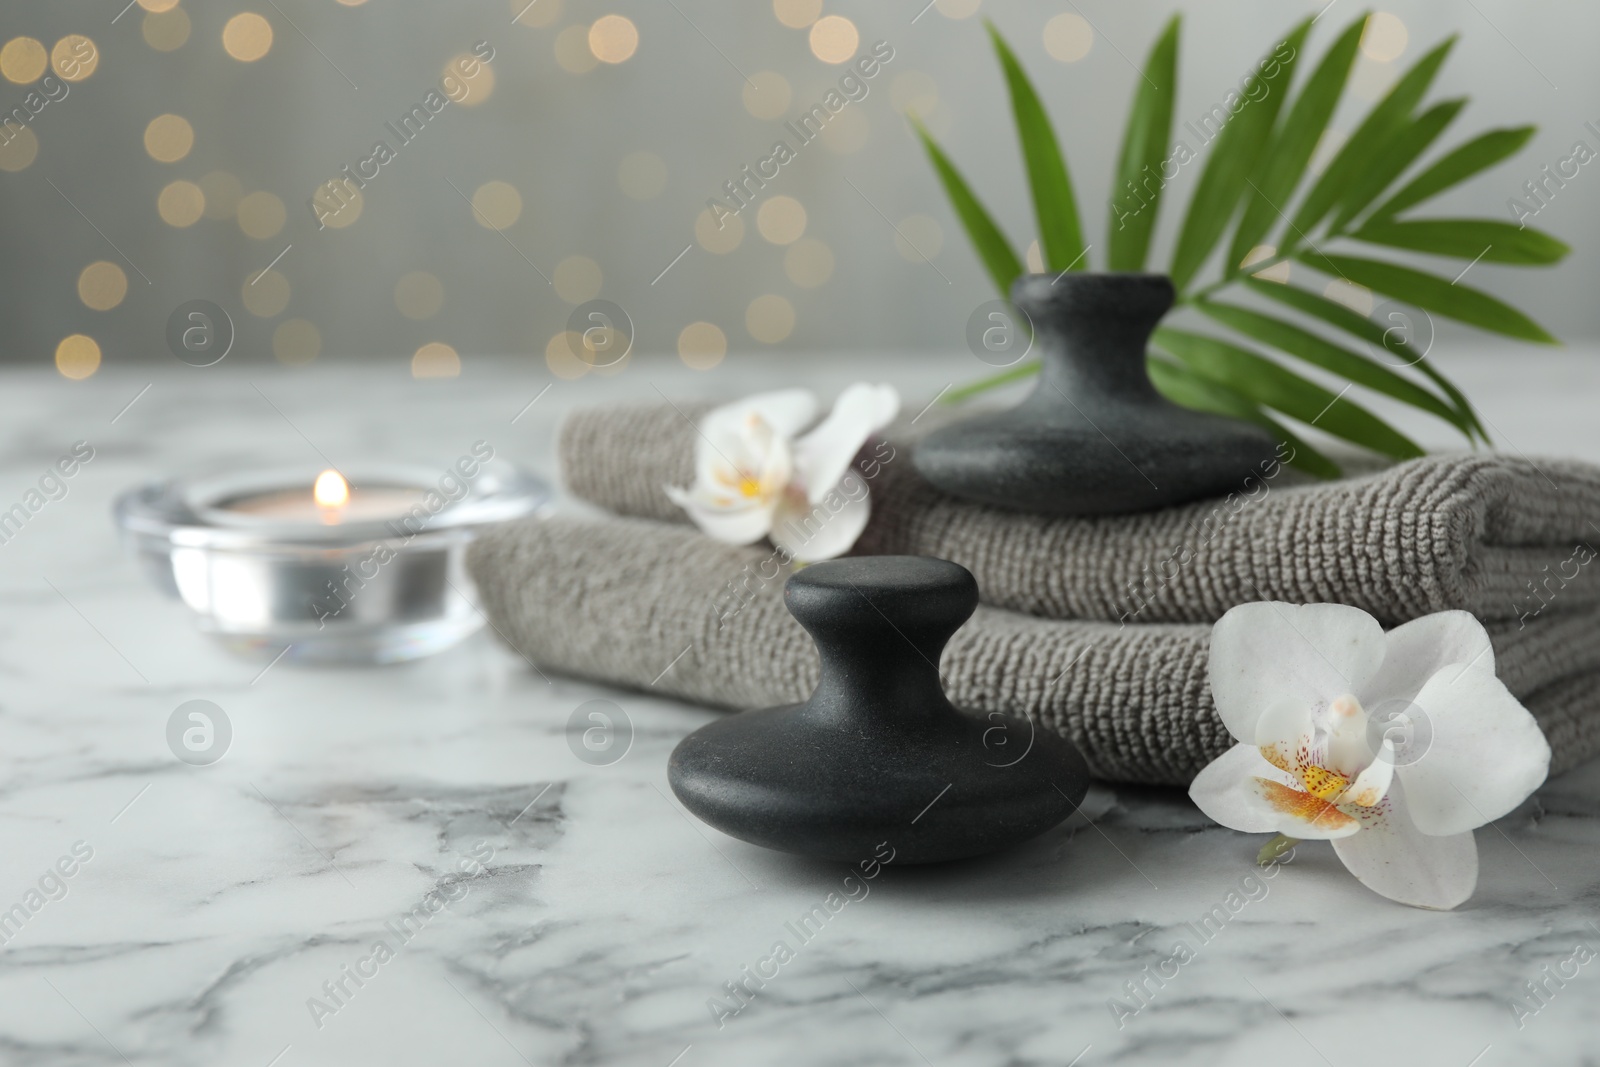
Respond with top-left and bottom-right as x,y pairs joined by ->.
114,459 -> 547,665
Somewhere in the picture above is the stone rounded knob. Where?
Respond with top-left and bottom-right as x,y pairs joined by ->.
668,555 -> 1089,864
912,272 -> 1280,515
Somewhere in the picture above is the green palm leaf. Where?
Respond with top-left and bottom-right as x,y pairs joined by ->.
1195,298 -> 1472,439
989,22 -> 1086,272
1107,15 -> 1180,271
1348,218 -> 1568,264
1154,327 -> 1425,458
1299,251 -> 1559,342
1327,98 -> 1466,233
1169,18 -> 1310,289
1147,354 -> 1341,477
1285,36 -> 1456,246
920,16 -> 1562,476
912,118 -> 1022,297
1366,126 -> 1536,220
1243,277 -> 1489,443
1228,12 -> 1367,272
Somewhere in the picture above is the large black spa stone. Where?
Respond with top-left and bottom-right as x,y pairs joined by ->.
913,273 -> 1279,515
668,556 -> 1089,864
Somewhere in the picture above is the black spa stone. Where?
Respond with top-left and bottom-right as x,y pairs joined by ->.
667,555 -> 1089,864
913,272 -> 1279,515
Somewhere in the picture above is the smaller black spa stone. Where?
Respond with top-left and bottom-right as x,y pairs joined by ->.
912,273 -> 1280,515
667,555 -> 1089,864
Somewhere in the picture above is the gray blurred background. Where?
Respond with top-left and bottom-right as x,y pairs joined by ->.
0,0 -> 1592,379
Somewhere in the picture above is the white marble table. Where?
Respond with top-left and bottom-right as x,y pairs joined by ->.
3,350 -> 1599,1067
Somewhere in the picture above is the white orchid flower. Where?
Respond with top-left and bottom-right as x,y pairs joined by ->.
664,383 -> 899,563
1190,602 -> 1551,910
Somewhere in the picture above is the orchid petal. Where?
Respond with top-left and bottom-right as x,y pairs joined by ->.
703,388 -> 818,440
663,483 -> 776,545
695,413 -> 794,495
1362,610 -> 1496,708
1332,779 -> 1478,909
769,473 -> 872,563
691,421 -> 746,488
751,424 -> 794,497
1189,743 -> 1296,833
1208,602 -> 1387,743
792,382 -> 899,504
1395,666 -> 1551,836
1340,738 -> 1396,807
1254,701 -> 1319,777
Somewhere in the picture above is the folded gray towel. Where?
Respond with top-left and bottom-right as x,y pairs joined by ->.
468,514 -> 1600,786
559,402 -> 1600,626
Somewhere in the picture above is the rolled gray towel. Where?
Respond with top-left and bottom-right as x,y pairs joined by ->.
468,514 -> 1600,786
558,401 -> 1600,626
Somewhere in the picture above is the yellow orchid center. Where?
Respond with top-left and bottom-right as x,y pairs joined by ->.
1300,765 -> 1351,801
1249,687 -> 1399,832
712,463 -> 773,501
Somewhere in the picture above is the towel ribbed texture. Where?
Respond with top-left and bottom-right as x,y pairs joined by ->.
459,400 -> 1600,785
559,402 -> 1600,626
468,514 -> 1600,786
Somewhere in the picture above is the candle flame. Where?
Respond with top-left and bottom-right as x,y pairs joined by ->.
313,469 -> 350,509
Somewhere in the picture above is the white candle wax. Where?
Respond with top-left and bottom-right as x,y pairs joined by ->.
219,470 -> 426,525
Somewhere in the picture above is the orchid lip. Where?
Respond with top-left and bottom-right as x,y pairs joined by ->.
1254,692 -> 1396,823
